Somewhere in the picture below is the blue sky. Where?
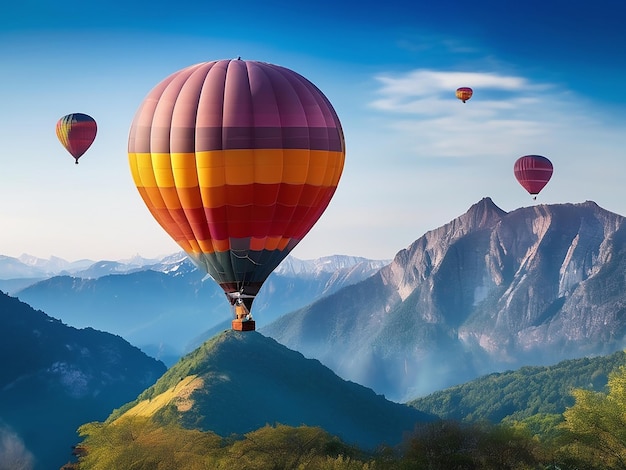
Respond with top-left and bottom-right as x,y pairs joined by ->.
1,0 -> 625,262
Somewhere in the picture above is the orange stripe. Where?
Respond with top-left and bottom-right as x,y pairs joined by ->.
132,149 -> 344,188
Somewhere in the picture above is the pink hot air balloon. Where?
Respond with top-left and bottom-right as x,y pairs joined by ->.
56,113 -> 97,164
128,59 -> 345,331
514,155 -> 553,199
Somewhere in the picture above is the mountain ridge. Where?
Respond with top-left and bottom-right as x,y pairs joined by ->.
408,349 -> 626,424
108,330 -> 433,450
12,254 -> 387,364
0,290 -> 166,470
263,198 -> 626,401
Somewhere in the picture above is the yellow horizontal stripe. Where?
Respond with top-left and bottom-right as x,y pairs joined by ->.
253,150 -> 287,184
130,153 -> 159,188
128,153 -> 141,186
153,153 -> 176,187
171,153 -> 199,188
132,149 -> 344,189
195,151 -> 226,187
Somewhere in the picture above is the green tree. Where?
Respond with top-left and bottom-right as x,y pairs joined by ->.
560,365 -> 626,469
402,420 -> 478,469
397,420 -> 542,470
475,424 -> 540,469
76,417 -> 224,469
219,424 -> 361,470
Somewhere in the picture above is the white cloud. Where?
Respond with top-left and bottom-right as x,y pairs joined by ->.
0,425 -> 34,470
372,70 -> 538,101
365,68 -> 583,159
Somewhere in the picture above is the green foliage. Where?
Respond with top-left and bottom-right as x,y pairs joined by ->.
394,420 -> 541,470
76,348 -> 626,469
409,350 -> 626,423
218,424 -> 365,469
106,333 -> 228,423
504,413 -> 564,442
558,365 -> 626,469
75,408 -> 626,470
76,417 -> 223,469
75,419 -> 374,470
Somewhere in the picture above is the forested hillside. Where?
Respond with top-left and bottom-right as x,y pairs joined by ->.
74,359 -> 626,470
104,330 -> 432,451
0,291 -> 166,470
408,350 -> 626,423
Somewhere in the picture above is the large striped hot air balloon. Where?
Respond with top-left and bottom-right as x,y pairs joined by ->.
128,59 -> 345,330
56,113 -> 97,164
513,155 -> 553,199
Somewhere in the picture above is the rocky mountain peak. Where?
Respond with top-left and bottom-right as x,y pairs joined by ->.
462,196 -> 508,229
264,198 -> 626,401
384,197 -> 508,300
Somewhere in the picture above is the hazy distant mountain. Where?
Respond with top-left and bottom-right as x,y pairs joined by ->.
13,254 -> 387,365
0,253 -> 165,290
15,268 -> 227,366
275,255 -> 388,277
107,330 -> 434,450
0,253 -> 164,294
263,198 -> 626,402
0,291 -> 166,470
0,254 -> 95,279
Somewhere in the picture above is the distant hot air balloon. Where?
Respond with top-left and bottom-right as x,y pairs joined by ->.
128,59 -> 345,331
56,113 -> 97,164
455,87 -> 473,103
513,155 -> 553,200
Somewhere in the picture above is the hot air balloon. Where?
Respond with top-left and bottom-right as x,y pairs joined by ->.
513,155 -> 553,200
56,113 -> 97,164
455,87 -> 473,103
128,59 -> 345,331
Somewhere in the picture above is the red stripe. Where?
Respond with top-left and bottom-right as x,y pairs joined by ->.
145,184 -> 337,241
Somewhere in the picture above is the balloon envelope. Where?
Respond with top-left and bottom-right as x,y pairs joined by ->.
455,87 -> 473,103
514,155 -> 553,197
56,113 -> 97,163
128,59 -> 345,312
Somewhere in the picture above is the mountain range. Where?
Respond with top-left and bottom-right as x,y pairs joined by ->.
0,253 -> 161,293
4,196 -> 626,467
7,254 -> 387,365
5,196 -> 626,404
262,197 -> 626,402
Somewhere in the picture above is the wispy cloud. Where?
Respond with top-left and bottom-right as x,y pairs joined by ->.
366,69 -> 576,159
375,70 -> 535,95
370,69 -> 549,114
0,424 -> 34,470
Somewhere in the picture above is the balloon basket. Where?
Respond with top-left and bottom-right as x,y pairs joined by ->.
232,319 -> 256,331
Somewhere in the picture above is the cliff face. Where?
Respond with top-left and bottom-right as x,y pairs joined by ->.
264,198 -> 626,401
